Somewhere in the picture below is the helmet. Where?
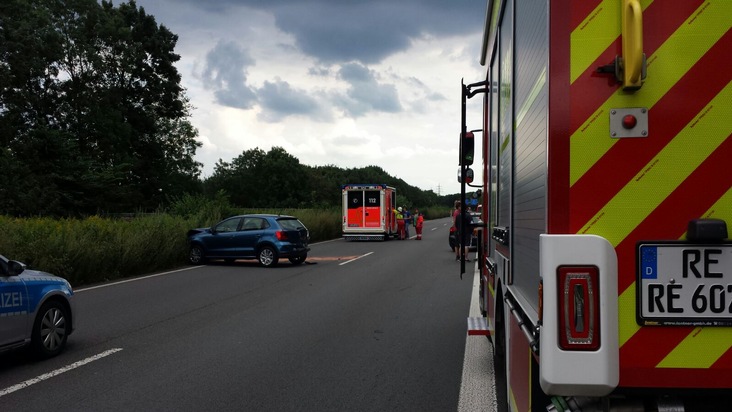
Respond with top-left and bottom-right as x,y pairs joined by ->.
397,207 -> 402,212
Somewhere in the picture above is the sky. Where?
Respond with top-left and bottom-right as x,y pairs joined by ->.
130,0 -> 487,195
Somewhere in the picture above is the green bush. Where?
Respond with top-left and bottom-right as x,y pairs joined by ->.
0,206 -> 438,286
167,191 -> 236,226
0,214 -> 192,286
0,208 -> 342,286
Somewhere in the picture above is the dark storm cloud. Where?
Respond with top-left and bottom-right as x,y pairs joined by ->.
168,0 -> 482,64
198,40 -> 329,120
399,75 -> 446,114
199,42 -> 402,118
273,2 -> 412,64
334,63 -> 402,117
307,66 -> 331,77
142,0 -> 482,118
200,40 -> 258,109
256,80 -> 330,122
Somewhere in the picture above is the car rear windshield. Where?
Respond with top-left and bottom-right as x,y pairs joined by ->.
278,218 -> 306,231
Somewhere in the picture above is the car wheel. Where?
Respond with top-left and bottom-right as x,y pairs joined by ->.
189,245 -> 206,265
31,300 -> 70,358
258,246 -> 279,267
288,255 -> 306,265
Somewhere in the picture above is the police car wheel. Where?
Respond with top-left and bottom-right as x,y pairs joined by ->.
189,245 -> 206,265
289,255 -> 306,265
31,300 -> 69,358
258,246 -> 279,267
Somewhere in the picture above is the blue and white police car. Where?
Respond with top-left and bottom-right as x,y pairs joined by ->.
1,254 -> 75,358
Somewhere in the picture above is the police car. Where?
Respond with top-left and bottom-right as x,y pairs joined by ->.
0,254 -> 75,358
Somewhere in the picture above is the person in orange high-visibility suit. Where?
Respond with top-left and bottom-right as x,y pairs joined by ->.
393,207 -> 405,240
415,211 -> 424,240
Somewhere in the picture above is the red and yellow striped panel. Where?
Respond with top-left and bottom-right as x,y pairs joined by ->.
567,0 -> 732,388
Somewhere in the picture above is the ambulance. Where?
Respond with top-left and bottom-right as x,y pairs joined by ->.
341,184 -> 397,241
463,1 -> 732,410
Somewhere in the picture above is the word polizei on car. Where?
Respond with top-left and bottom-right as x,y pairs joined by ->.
0,254 -> 75,358
187,214 -> 310,267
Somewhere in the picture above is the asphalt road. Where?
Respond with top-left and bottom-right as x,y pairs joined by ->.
0,217 -> 492,412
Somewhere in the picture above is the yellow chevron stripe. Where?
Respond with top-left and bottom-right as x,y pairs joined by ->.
571,0 -> 653,84
570,0 -> 732,186
619,187 -> 732,350
579,80 -> 732,245
658,327 -> 732,368
700,184 -> 732,224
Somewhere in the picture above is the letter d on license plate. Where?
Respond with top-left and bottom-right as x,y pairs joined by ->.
637,242 -> 732,326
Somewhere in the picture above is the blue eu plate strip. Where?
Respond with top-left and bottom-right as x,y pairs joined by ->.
640,246 -> 658,280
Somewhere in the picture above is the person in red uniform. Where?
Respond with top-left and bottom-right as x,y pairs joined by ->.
415,211 -> 424,240
394,207 -> 405,240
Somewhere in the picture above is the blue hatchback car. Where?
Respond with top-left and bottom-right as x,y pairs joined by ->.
187,214 -> 310,267
0,254 -> 75,358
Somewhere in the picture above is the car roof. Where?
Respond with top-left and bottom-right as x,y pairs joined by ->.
231,214 -> 298,219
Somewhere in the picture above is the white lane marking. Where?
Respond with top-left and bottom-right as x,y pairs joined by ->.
75,266 -> 200,292
75,238 -> 339,293
338,252 -> 374,266
457,257 -> 497,412
0,348 -> 123,398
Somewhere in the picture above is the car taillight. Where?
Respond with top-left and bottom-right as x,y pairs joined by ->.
557,266 -> 600,351
276,231 -> 288,241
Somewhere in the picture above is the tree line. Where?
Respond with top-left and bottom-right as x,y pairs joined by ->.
0,0 -> 456,217
204,146 -> 456,210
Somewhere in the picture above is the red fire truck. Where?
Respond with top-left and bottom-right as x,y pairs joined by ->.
463,1 -> 732,410
342,184 -> 397,241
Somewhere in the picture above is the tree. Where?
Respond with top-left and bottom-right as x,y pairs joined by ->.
205,148 -> 266,208
202,146 -> 445,211
0,0 -> 201,216
257,147 -> 310,208
305,165 -> 347,208
205,147 -> 311,208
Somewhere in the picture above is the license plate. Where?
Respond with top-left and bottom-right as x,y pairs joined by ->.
637,242 -> 732,326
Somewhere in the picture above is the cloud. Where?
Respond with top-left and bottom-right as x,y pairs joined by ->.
164,0 -> 483,64
333,62 -> 402,117
200,40 -> 258,109
256,79 -> 331,122
130,0 -> 487,194
198,44 -> 402,120
272,3 -> 411,64
307,66 -> 331,77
